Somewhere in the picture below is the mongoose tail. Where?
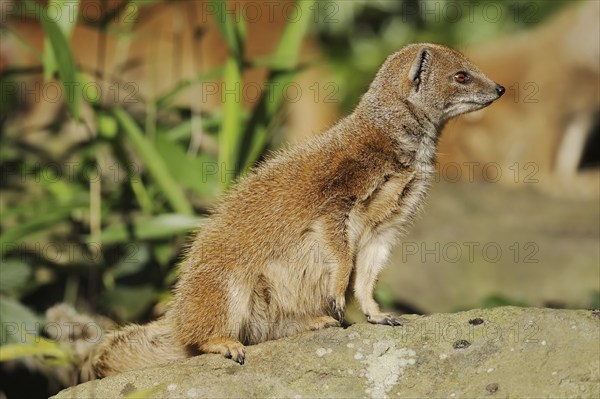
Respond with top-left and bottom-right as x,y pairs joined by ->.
82,319 -> 188,381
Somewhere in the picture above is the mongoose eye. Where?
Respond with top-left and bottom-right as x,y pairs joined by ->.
454,72 -> 471,84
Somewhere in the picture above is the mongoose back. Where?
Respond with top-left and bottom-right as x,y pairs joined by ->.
87,43 -> 504,378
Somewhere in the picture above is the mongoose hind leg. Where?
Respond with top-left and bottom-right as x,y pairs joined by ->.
326,260 -> 351,323
200,337 -> 246,365
318,201 -> 357,323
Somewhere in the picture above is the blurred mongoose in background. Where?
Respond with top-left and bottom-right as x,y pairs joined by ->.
86,43 -> 505,379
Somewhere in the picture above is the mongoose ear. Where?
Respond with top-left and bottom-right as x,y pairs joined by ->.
408,47 -> 432,88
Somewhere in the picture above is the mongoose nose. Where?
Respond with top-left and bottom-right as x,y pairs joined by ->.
496,85 -> 505,97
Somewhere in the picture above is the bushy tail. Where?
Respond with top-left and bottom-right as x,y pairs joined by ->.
81,318 -> 188,380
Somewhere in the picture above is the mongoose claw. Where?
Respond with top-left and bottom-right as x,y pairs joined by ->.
334,308 -> 344,323
225,350 -> 245,365
367,313 -> 403,326
223,344 -> 245,365
328,296 -> 345,323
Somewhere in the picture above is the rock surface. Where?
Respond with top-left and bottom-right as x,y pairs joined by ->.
382,182 -> 600,313
53,307 -> 599,399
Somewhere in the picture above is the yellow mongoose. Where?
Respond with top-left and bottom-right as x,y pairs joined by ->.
86,43 -> 504,379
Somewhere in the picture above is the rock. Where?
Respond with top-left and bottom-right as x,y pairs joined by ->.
53,307 -> 599,399
382,181 -> 600,314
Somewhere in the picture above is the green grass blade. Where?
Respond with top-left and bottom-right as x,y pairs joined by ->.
209,0 -> 241,57
270,0 -> 315,70
113,108 -> 193,215
0,338 -> 73,366
235,8 -> 247,45
239,69 -> 299,171
23,0 -> 81,120
238,0 -> 315,171
42,0 -> 80,81
154,135 -> 220,198
218,57 -> 243,190
92,213 -> 204,244
0,196 -> 89,256
0,212 -> 72,253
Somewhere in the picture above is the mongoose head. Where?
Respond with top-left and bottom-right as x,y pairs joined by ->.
368,43 -> 505,126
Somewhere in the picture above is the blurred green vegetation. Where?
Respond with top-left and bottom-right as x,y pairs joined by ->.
1,0 -> 315,373
0,0 -> 580,395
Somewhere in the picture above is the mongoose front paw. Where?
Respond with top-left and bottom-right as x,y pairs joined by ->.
367,313 -> 403,326
328,296 -> 345,323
